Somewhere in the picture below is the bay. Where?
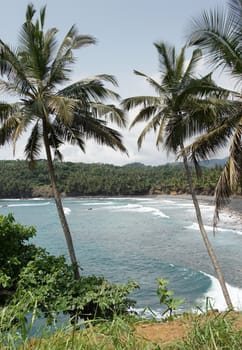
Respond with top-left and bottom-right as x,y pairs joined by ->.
1,195 -> 242,315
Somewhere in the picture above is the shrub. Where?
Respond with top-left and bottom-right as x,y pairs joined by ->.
0,214 -> 138,330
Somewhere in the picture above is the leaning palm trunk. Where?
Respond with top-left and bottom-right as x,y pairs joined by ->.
42,119 -> 80,280
181,145 -> 233,309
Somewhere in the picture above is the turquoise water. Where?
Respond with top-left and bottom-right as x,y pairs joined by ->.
1,196 -> 242,314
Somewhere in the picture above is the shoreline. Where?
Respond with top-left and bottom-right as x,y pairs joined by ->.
1,193 -> 242,216
160,194 -> 242,216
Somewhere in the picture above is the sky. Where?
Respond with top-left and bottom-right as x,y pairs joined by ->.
0,0 -> 231,166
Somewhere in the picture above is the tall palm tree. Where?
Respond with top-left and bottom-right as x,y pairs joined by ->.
0,4 -> 127,279
122,42 -> 233,308
187,0 -> 242,223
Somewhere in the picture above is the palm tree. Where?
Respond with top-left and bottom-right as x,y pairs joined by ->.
122,42 -> 233,308
0,4 -> 127,279
187,0 -> 242,223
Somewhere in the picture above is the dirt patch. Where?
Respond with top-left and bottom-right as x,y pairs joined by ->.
135,318 -> 188,344
135,312 -> 242,345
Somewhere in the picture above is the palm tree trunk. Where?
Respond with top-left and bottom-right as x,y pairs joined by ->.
181,145 -> 233,309
42,119 -> 80,280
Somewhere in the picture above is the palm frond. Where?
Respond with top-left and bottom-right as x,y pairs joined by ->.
48,27 -> 96,87
48,124 -> 65,153
155,118 -> 166,147
154,41 -> 175,79
136,113 -> 163,149
59,78 -> 120,102
228,0 -> 242,45
57,25 -> 96,58
122,96 -> 161,111
0,40 -> 34,95
184,102 -> 241,161
0,79 -> 31,98
25,4 -> 35,22
164,112 -> 186,153
83,121 -> 127,154
180,98 -> 218,133
68,25 -> 97,50
92,74 -> 118,87
129,105 -> 160,129
89,103 -> 127,127
19,5 -> 57,84
19,16 -> 47,81
54,112 -> 127,154
174,75 -> 230,113
188,4 -> 242,78
24,121 -> 43,165
182,48 -> 202,81
0,102 -> 19,122
175,46 -> 186,81
43,28 -> 59,67
48,95 -> 76,126
133,70 -> 165,95
186,124 -> 234,161
52,118 -> 85,152
0,110 -> 21,145
214,118 -> 242,224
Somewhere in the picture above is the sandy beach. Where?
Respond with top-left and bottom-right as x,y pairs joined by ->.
175,194 -> 242,216
227,197 -> 242,215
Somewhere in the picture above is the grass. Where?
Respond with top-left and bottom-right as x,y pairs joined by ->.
1,308 -> 242,349
180,311 -> 242,350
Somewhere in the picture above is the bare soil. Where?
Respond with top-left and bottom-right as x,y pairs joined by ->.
134,311 -> 242,345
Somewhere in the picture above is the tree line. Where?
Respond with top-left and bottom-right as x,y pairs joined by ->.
0,159 -> 226,198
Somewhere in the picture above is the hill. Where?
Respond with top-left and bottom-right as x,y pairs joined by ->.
0,159 -> 228,198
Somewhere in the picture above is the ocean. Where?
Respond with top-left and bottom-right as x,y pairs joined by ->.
1,195 -> 242,316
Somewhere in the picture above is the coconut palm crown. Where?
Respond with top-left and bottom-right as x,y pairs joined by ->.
0,4 -> 127,278
188,0 -> 242,83
123,42 -> 226,153
122,42 -> 233,308
187,0 -> 242,223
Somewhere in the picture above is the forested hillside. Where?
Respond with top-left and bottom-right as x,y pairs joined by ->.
0,160 -> 228,198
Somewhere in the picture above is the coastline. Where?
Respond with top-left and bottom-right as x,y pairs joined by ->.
1,193 -> 242,218
153,194 -> 242,217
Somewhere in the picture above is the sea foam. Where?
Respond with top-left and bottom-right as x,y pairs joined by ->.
185,222 -> 242,236
109,203 -> 169,218
200,272 -> 242,311
82,201 -> 114,206
63,207 -> 71,215
7,202 -> 51,208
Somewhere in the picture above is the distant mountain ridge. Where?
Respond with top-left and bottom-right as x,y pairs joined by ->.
198,158 -> 228,168
125,158 -> 228,168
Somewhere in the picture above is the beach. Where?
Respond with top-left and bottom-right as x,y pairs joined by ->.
167,194 -> 242,221
227,197 -> 242,215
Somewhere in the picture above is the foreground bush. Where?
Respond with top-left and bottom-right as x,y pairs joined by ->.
0,214 -> 138,330
0,213 -> 38,306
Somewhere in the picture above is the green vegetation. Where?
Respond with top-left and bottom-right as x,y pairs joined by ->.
0,4 -> 127,279
156,278 -> 184,318
0,307 -> 242,349
0,159 -> 227,198
0,214 -> 138,329
0,214 -> 38,306
181,312 -> 242,350
0,0 -> 241,347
